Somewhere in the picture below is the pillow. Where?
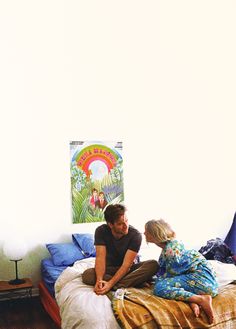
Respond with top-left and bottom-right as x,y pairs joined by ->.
72,233 -> 96,257
46,243 -> 85,266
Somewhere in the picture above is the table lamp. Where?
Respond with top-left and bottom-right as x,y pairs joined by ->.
3,239 -> 27,285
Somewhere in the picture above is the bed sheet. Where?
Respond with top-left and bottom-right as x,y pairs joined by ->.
55,257 -> 121,329
41,258 -> 67,296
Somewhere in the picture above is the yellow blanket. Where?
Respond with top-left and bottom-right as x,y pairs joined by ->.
111,283 -> 236,329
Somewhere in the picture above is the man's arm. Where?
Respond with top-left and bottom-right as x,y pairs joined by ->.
94,245 -> 106,292
95,249 -> 137,295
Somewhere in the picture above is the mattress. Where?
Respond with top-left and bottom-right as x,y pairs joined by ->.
41,258 -> 67,297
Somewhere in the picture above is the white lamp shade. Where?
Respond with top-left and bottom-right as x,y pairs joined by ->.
3,239 -> 27,260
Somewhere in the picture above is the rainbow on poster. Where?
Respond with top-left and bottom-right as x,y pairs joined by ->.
75,144 -> 120,175
70,141 -> 124,224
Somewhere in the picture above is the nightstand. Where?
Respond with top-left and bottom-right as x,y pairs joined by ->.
0,278 -> 33,301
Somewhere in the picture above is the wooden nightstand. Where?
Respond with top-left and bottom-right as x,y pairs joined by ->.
0,278 -> 33,301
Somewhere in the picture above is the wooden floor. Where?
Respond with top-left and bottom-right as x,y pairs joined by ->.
0,296 -> 58,329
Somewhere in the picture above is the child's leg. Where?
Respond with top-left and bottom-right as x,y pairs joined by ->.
154,265 -> 218,299
187,264 -> 218,297
154,276 -> 194,299
153,273 -> 215,324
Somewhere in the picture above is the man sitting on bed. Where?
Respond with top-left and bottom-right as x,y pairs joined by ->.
82,204 -> 159,295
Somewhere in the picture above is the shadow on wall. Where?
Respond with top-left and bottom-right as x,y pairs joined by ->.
0,244 -> 49,286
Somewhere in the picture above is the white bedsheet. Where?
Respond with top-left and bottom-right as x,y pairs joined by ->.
208,259 -> 236,288
55,257 -> 120,329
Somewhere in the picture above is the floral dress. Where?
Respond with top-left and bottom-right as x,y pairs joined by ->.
153,240 -> 218,300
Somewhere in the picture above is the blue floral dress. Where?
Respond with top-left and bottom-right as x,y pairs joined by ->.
153,240 -> 218,300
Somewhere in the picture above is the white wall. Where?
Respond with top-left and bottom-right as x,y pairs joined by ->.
0,1 -> 235,285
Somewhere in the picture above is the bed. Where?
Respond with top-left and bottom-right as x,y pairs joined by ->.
38,233 -> 236,329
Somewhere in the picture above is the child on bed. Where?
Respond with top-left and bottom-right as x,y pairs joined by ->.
144,219 -> 218,324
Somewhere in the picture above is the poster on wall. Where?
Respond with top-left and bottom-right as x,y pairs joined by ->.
70,141 -> 124,224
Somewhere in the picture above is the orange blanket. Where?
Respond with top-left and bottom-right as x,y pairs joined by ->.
111,283 -> 236,329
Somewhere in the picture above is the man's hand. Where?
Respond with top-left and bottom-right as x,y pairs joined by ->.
94,279 -> 103,292
94,280 -> 112,295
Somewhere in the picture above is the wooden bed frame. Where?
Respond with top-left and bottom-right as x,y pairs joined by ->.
38,281 -> 61,328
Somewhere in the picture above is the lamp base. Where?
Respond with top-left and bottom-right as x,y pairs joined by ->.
8,278 -> 26,285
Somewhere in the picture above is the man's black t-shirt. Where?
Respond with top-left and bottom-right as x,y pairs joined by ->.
94,224 -> 142,267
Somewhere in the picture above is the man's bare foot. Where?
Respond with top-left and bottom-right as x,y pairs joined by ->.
190,303 -> 200,317
198,295 -> 214,324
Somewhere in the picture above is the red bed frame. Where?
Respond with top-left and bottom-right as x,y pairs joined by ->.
38,280 -> 61,328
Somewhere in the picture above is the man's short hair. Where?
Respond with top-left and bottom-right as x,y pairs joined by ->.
104,204 -> 126,225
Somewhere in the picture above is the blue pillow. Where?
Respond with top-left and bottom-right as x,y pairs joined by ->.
46,243 -> 85,266
72,233 -> 96,257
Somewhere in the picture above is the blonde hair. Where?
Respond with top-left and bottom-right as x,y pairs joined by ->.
145,219 -> 176,244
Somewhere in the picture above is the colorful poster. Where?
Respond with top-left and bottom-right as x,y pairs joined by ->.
70,141 -> 124,223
